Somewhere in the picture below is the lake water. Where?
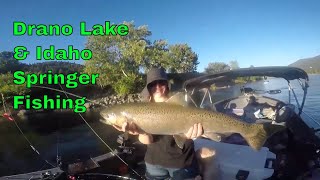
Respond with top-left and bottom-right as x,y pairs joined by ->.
0,75 -> 320,177
253,74 -> 320,127
210,74 -> 320,124
266,74 -> 320,122
301,75 -> 320,122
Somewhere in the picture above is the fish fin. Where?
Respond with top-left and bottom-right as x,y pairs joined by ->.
166,92 -> 188,106
243,123 -> 285,151
202,132 -> 234,142
173,134 -> 187,149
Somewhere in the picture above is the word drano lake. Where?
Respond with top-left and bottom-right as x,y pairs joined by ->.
13,21 -> 129,36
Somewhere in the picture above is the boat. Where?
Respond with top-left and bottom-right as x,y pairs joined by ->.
2,66 -> 320,180
183,66 -> 320,179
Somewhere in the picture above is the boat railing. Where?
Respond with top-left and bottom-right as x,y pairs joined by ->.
301,110 -> 320,137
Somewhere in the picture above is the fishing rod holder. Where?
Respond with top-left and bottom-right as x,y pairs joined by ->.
41,170 -> 64,179
117,133 -> 129,146
117,146 -> 135,155
116,133 -> 135,154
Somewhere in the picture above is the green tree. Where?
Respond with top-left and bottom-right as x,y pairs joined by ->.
229,60 -> 239,70
143,39 -> 169,71
0,72 -> 30,100
167,44 -> 198,73
143,41 -> 199,73
0,51 -> 24,73
204,62 -> 230,74
84,21 -> 199,95
84,21 -> 149,94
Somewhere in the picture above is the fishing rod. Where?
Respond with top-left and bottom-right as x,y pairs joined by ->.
241,87 -> 283,95
1,93 -> 57,169
75,173 -> 138,180
32,85 -> 105,107
34,84 -> 144,179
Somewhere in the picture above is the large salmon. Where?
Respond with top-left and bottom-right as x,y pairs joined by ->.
100,101 -> 285,151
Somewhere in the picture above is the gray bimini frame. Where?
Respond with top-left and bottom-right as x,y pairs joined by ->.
290,78 -> 320,128
287,78 -> 309,116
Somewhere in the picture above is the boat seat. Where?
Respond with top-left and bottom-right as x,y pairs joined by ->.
274,104 -> 295,123
213,95 -> 291,126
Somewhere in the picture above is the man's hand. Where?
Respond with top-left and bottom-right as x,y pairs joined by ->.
113,122 -> 141,135
185,123 -> 204,139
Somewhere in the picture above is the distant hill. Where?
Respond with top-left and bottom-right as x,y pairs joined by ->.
289,55 -> 320,74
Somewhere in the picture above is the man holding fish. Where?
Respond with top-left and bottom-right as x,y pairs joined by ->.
112,67 -> 203,179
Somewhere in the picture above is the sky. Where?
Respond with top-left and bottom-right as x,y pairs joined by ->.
1,0 -> 319,72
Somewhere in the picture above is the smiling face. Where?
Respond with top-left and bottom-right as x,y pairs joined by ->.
148,80 -> 169,102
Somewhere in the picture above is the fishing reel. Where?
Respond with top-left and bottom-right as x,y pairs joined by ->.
297,154 -> 320,179
40,170 -> 66,180
117,133 -> 129,146
310,148 -> 320,169
116,133 -> 135,155
295,145 -> 320,179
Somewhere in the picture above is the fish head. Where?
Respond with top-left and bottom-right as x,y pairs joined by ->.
100,110 -> 119,125
100,107 -> 130,126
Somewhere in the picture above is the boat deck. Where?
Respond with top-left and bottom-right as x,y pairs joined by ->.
1,150 -> 118,180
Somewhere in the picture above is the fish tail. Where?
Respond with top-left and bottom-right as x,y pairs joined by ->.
243,123 -> 285,151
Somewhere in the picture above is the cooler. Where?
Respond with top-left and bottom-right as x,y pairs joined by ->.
194,138 -> 276,180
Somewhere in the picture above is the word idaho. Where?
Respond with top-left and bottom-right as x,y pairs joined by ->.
36,45 -> 92,60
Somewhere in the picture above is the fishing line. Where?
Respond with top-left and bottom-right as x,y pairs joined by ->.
56,123 -> 62,168
32,85 -> 104,107
28,163 -> 50,180
56,84 -> 144,179
1,94 -> 57,169
2,93 -> 8,113
11,116 -> 56,168
4,164 -> 51,180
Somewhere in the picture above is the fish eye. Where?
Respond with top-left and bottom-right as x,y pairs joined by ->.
108,113 -> 116,118
101,112 -> 110,119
